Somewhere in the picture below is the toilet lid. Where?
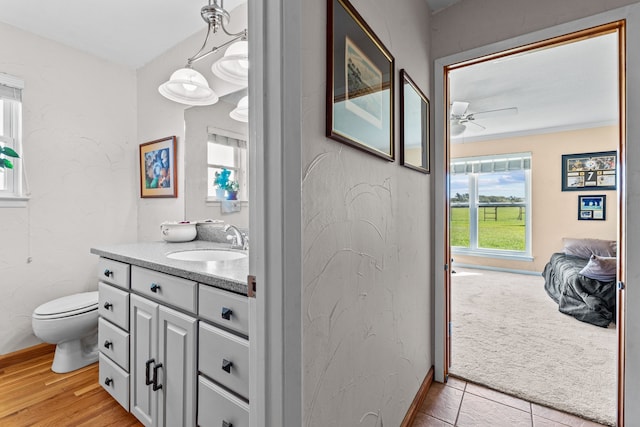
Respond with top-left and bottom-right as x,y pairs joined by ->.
33,291 -> 99,317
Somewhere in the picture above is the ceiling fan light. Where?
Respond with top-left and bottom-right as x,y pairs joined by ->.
450,120 -> 466,136
229,95 -> 249,122
211,41 -> 249,86
158,68 -> 219,106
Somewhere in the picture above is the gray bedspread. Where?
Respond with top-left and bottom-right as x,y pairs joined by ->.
542,252 -> 616,327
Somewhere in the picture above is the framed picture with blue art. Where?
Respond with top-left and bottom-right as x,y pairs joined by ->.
326,0 -> 394,161
139,136 -> 177,198
578,194 -> 606,220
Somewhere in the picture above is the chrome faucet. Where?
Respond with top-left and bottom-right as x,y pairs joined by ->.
223,224 -> 248,250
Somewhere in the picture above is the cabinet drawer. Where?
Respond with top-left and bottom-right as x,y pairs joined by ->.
97,258 -> 130,289
99,353 -> 129,411
198,375 -> 249,427
98,318 -> 129,371
199,285 -> 249,336
131,266 -> 197,314
99,282 -> 130,330
199,322 -> 249,399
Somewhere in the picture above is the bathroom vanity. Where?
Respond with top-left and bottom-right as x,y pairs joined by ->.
91,241 -> 249,427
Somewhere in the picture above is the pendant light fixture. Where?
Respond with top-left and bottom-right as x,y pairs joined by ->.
158,0 -> 248,106
229,95 -> 249,122
211,40 -> 249,86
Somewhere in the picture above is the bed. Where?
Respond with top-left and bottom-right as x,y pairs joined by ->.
542,239 -> 617,327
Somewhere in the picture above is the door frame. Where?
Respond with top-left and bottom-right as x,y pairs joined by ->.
434,7 -> 635,426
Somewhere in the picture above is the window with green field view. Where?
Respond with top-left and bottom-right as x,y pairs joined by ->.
450,153 -> 531,256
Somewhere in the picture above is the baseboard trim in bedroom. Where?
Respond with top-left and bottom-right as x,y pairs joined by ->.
400,366 -> 434,427
453,263 -> 542,276
0,343 -> 55,369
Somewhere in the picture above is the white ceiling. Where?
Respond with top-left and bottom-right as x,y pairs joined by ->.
425,0 -> 461,14
0,0 -> 245,69
449,32 -> 619,141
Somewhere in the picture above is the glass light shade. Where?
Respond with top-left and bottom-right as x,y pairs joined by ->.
158,67 -> 219,106
450,120 -> 466,136
211,41 -> 249,86
229,96 -> 249,122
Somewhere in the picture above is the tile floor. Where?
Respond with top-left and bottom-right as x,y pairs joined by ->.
413,376 -> 607,427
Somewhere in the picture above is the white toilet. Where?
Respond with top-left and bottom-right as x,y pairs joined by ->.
32,291 -> 99,373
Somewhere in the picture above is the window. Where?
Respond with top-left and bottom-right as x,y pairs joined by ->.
207,131 -> 248,200
450,153 -> 532,259
0,73 -> 25,204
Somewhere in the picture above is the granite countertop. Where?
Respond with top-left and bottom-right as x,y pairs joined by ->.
91,240 -> 249,295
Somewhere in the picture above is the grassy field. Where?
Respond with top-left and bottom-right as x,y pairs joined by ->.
450,206 -> 526,250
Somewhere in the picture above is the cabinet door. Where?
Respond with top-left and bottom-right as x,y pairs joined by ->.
130,294 -> 158,427
157,305 -> 197,427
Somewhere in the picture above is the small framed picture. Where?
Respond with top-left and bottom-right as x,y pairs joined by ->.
400,69 -> 430,174
578,194 -> 606,220
139,136 -> 177,198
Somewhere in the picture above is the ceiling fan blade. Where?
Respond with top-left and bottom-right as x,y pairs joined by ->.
450,101 -> 469,117
467,121 -> 486,130
466,107 -> 518,121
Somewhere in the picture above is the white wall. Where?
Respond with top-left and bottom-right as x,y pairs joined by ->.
0,22 -> 137,354
301,0 -> 432,425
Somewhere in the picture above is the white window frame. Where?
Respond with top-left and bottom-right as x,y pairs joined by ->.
205,127 -> 248,203
0,73 -> 27,207
450,152 -> 533,261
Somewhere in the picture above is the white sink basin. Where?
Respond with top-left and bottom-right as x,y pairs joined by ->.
166,249 -> 247,262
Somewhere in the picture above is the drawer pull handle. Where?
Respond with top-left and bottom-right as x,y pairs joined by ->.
104,377 -> 113,386
103,269 -> 113,277
150,283 -> 161,293
145,359 -> 155,386
152,363 -> 163,391
104,340 -> 113,349
221,307 -> 233,320
222,421 -> 233,427
222,359 -> 233,373
103,302 -> 113,310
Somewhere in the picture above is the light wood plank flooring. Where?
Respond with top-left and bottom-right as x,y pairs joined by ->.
0,345 -> 141,426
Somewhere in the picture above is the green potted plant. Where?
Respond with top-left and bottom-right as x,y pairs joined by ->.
0,146 -> 19,169
225,180 -> 239,200
213,168 -> 231,199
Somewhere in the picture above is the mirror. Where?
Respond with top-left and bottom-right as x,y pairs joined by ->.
184,94 -> 249,228
399,69 -> 430,173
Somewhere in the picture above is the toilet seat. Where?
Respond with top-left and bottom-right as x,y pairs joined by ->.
33,291 -> 98,319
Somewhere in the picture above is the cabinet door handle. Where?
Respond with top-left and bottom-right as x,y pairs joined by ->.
221,307 -> 233,320
103,269 -> 113,277
103,302 -> 113,310
221,359 -> 233,373
222,421 -> 233,427
152,363 -> 163,391
145,358 -> 155,386
104,340 -> 112,349
104,377 -> 113,386
150,283 -> 161,293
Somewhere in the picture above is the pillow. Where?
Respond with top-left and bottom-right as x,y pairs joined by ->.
579,254 -> 617,282
563,237 -> 617,259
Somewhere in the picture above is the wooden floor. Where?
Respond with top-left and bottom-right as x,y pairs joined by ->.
0,344 -> 141,427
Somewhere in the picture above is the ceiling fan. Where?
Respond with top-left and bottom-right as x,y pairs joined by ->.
450,101 -> 518,136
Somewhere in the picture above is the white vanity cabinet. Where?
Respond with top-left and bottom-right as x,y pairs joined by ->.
95,251 -> 249,427
130,294 -> 197,427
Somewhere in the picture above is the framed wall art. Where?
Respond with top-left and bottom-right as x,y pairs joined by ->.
326,0 -> 395,161
400,69 -> 430,173
561,150 -> 616,191
578,194 -> 606,220
139,136 -> 178,198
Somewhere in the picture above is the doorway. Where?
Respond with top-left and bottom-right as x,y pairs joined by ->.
435,21 -> 625,426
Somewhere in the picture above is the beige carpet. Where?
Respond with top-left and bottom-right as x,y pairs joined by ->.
449,267 -> 616,426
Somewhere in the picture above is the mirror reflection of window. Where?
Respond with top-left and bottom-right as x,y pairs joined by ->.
207,133 -> 247,199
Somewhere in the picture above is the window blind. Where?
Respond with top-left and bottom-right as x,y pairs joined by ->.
451,153 -> 531,175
